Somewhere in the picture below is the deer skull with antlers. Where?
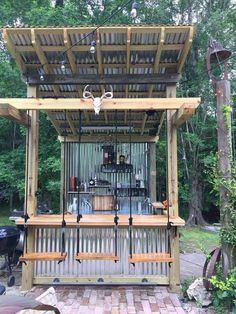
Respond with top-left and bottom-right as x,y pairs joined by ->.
83,85 -> 113,115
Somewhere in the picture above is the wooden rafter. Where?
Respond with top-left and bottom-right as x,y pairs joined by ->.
3,30 -> 26,73
15,43 -> 184,53
177,27 -> 194,73
45,111 -> 62,135
66,112 -> 76,135
140,113 -> 148,135
148,27 -> 165,97
39,91 -> 166,98
0,97 -> 201,110
157,111 -> 166,136
172,103 -> 196,127
26,73 -> 181,85
0,104 -> 30,126
58,134 -> 159,143
31,29 -> 61,97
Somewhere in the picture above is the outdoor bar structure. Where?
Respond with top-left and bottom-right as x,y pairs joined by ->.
0,25 -> 200,291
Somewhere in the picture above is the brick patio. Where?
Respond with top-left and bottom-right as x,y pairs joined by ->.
26,286 -> 186,314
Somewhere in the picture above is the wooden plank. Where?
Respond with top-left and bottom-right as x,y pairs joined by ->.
128,253 -> 174,263
25,73 -> 181,85
150,143 -> 157,202
3,29 -> 26,72
152,202 -> 165,209
15,214 -> 185,227
172,103 -> 196,127
20,252 -> 67,262
75,253 -> 119,261
140,113 -> 148,135
177,27 -> 194,73
148,27 -> 165,97
0,104 -> 30,126
33,275 -> 169,285
22,86 -> 39,291
157,111 -> 166,136
31,29 -> 61,97
0,97 -> 201,110
15,43 -> 184,53
166,84 -> 180,292
58,134 -> 159,143
39,91 -> 166,98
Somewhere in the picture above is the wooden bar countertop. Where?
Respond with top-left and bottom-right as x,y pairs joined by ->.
15,214 -> 185,227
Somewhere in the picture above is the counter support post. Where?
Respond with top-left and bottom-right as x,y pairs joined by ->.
166,84 -> 180,292
22,86 -> 39,291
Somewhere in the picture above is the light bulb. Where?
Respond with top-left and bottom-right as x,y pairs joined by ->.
61,60 -> 66,73
131,1 -> 138,18
130,8 -> 137,18
90,40 -> 96,54
40,74 -> 44,81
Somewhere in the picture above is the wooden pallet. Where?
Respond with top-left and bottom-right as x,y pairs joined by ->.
75,253 -> 119,262
128,253 -> 173,263
19,252 -> 67,262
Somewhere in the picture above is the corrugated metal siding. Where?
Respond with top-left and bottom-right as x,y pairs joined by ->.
65,143 -> 150,214
35,227 -> 169,278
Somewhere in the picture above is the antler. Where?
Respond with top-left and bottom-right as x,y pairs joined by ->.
83,85 -> 94,99
101,86 -> 113,100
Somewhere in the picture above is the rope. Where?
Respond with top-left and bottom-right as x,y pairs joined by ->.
114,110 -> 119,259
76,110 -> 82,255
128,109 -> 133,259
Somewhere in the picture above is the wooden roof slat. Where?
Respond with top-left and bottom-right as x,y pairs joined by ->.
31,29 -> 61,97
177,27 -> 194,73
148,27 -> 165,97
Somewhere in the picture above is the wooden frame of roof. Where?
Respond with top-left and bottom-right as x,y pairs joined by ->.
1,25 -> 198,137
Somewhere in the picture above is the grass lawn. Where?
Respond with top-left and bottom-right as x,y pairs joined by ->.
180,225 -> 220,254
0,205 -> 15,226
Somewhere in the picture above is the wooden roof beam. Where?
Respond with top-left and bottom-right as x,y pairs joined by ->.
148,27 -> 165,97
45,110 -> 62,135
58,134 -> 159,143
140,113 -> 148,135
25,73 -> 181,85
172,103 -> 196,127
0,104 -> 30,127
0,97 -> 201,110
177,27 -> 194,73
3,30 -> 26,73
31,29 -> 61,97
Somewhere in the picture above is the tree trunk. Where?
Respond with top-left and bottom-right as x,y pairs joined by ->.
186,175 -> 207,225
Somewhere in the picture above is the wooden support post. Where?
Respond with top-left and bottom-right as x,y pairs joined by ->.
22,86 -> 39,291
166,84 -> 180,292
60,142 -> 65,213
149,143 -> 157,202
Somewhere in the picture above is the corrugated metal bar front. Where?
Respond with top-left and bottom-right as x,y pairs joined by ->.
35,227 -> 169,280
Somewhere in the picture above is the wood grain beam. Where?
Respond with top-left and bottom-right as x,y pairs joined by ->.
148,27 -> 165,97
31,29 -> 61,97
15,43 -> 184,53
172,103 -> 196,127
140,113 -> 148,135
58,134 -> 159,143
177,26 -> 194,73
0,97 -> 201,110
25,73 -> 181,85
0,104 -> 30,126
3,29 -> 26,73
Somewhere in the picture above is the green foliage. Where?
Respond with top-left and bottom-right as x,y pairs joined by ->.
209,267 -> 236,314
180,277 -> 195,298
222,105 -> 231,130
180,226 -> 219,253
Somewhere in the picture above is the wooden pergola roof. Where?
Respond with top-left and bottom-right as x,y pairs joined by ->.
1,26 -> 200,140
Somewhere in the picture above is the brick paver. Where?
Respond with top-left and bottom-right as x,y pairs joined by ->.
27,286 -> 186,313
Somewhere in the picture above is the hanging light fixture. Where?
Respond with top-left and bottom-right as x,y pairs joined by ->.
60,58 -> 66,74
90,40 -> 96,54
130,1 -> 138,19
